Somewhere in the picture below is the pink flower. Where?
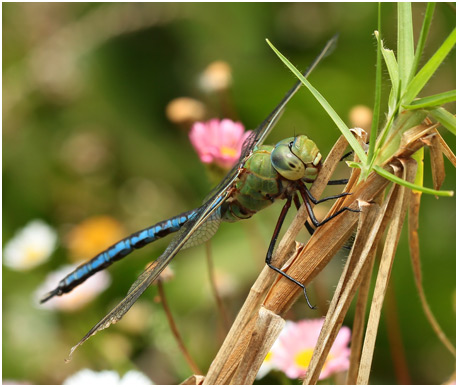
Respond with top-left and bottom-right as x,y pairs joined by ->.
189,119 -> 252,170
270,318 -> 351,380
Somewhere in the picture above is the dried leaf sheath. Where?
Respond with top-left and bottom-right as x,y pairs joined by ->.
303,166 -> 407,385
302,201 -> 381,385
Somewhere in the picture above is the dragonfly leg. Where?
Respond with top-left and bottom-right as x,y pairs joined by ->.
326,149 -> 357,186
303,184 -> 353,205
327,178 -> 348,185
340,150 -> 353,161
294,193 -> 315,235
265,196 -> 316,309
299,184 -> 360,228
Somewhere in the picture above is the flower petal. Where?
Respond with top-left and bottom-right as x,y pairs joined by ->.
189,119 -> 251,170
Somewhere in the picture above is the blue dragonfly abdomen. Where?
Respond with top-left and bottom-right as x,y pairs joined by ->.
41,209 -> 196,302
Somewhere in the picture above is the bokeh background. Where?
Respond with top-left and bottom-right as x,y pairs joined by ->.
3,3 -> 455,385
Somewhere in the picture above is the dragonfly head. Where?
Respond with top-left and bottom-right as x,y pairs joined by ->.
271,135 -> 322,181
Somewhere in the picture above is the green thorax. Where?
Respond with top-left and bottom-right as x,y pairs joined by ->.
222,145 -> 283,222
221,135 -> 322,223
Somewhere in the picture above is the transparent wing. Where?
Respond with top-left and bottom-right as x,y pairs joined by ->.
68,190 -> 231,357
68,35 -> 338,356
182,208 -> 221,249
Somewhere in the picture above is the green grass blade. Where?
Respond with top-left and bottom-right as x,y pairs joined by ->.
398,3 -> 415,89
347,159 -> 452,197
368,5 -> 383,163
373,165 -> 454,196
411,148 -> 425,193
429,107 -> 456,135
411,3 -> 436,78
266,39 -> 367,163
403,90 -> 456,109
373,98 -> 402,159
377,31 -> 400,115
374,108 -> 428,168
402,28 -> 456,105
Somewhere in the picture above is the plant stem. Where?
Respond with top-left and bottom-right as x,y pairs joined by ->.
157,281 -> 202,376
385,284 -> 412,384
205,240 -> 231,333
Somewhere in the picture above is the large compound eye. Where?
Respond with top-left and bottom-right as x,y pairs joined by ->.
271,143 -> 305,180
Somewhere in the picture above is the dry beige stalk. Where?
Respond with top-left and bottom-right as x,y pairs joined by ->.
231,307 -> 285,384
345,190 -> 385,384
302,201 -> 381,384
345,249 -> 376,385
303,168 -> 405,385
204,243 -> 305,385
356,158 -> 417,384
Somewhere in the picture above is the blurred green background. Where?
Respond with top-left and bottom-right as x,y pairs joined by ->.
3,3 -> 455,385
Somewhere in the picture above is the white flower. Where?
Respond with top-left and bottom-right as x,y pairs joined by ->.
35,264 -> 111,311
120,370 -> 154,385
63,369 -> 153,385
3,220 -> 57,270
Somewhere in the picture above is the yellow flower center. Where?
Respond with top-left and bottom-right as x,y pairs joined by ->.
294,349 -> 314,369
220,146 -> 237,158
24,246 -> 45,264
264,351 -> 272,362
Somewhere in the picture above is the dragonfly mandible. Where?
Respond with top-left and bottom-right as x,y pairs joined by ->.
41,35 -> 357,356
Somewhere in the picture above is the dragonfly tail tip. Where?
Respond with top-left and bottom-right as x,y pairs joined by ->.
40,288 -> 59,304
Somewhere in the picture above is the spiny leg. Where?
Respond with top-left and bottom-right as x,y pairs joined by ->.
327,178 -> 348,185
268,187 -> 359,308
265,196 -> 316,309
298,184 -> 360,228
325,147 -> 355,186
303,184 -> 353,205
325,149 -> 354,185
295,183 -> 356,232
294,193 -> 316,235
340,150 -> 353,161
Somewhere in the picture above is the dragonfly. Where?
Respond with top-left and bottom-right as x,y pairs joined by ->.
41,35 -> 357,356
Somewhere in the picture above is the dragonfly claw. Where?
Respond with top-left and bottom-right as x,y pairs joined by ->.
303,287 -> 317,310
